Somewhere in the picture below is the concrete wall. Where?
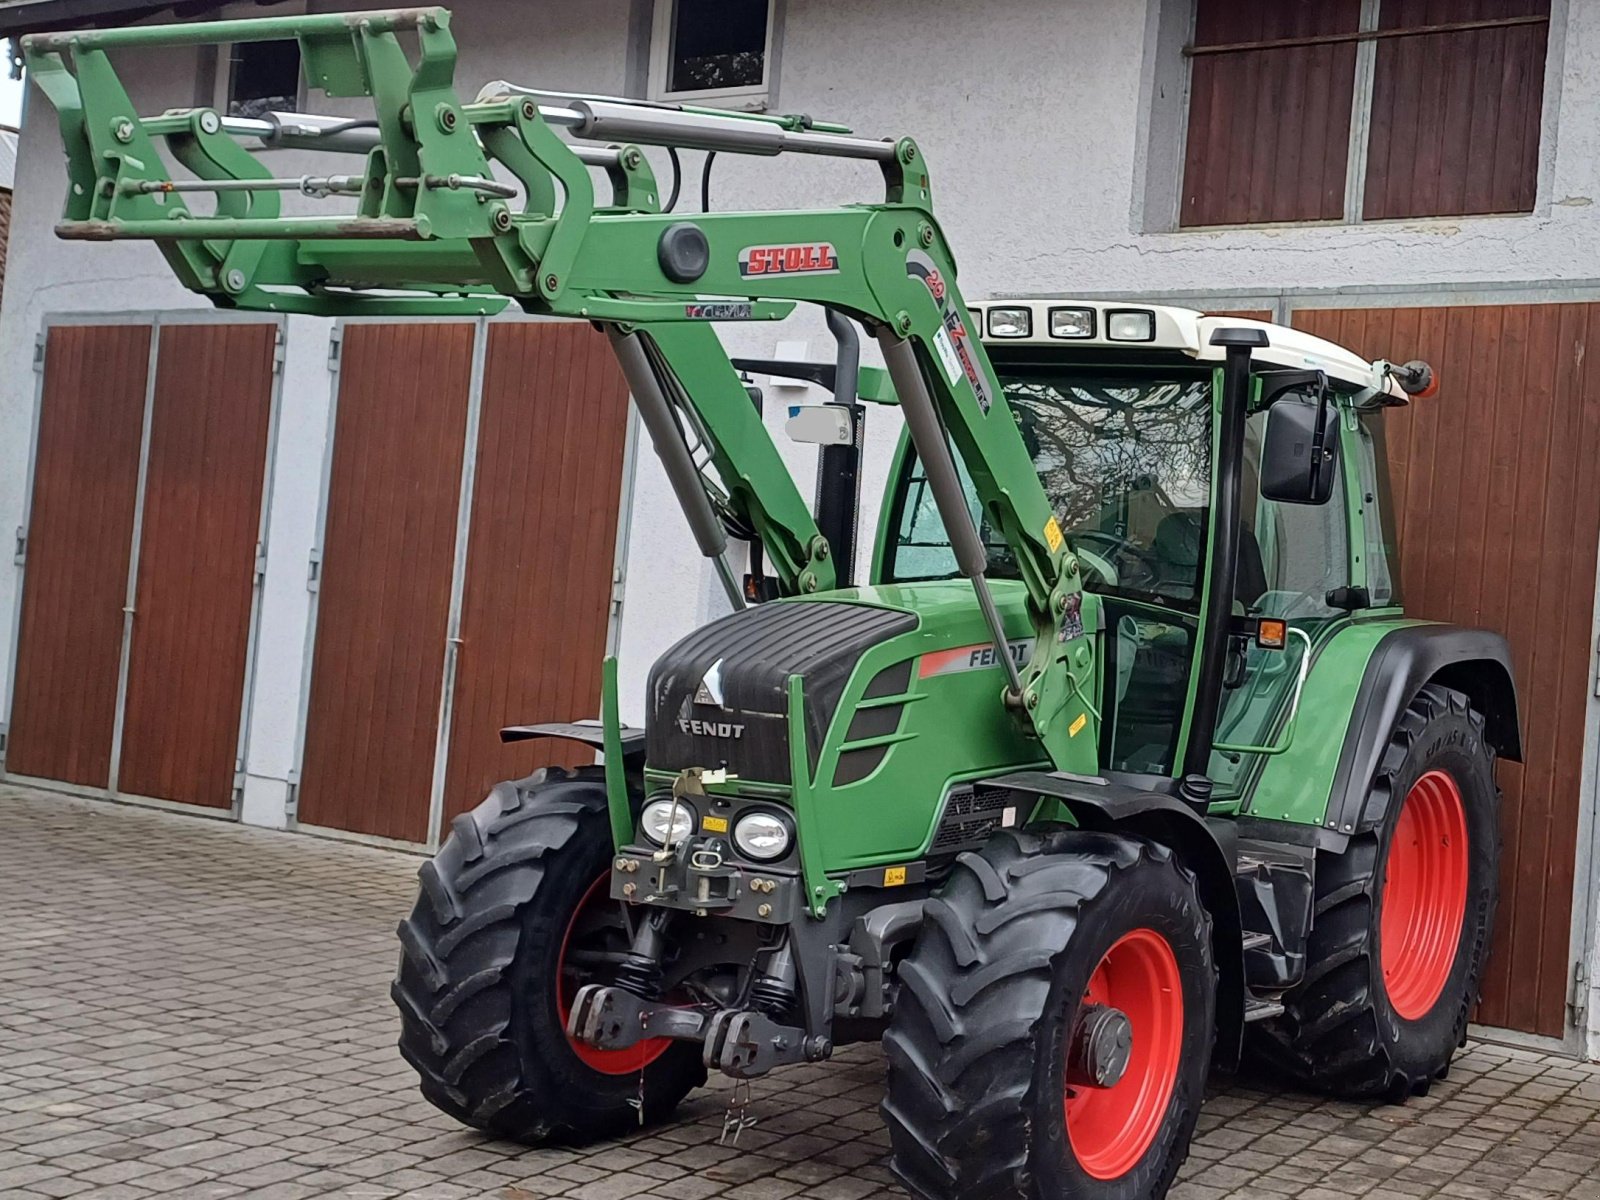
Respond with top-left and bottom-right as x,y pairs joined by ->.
4,0 -> 1600,1047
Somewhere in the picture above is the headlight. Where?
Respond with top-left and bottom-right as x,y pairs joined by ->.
639,798 -> 694,847
1049,307 -> 1096,339
1105,309 -> 1156,341
732,810 -> 792,861
987,306 -> 1032,338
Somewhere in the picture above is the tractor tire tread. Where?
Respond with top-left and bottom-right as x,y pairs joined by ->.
884,829 -> 1209,1200
1251,684 -> 1500,1100
392,767 -> 701,1143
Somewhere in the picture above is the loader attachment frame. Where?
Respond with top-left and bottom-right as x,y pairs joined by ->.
23,6 -> 1096,769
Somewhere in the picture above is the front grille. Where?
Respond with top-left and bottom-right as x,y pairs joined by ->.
929,783 -> 1011,855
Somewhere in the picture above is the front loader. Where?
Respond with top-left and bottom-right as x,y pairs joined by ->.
25,11 -> 1522,1198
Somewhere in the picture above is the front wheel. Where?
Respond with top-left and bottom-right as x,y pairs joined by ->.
883,830 -> 1215,1200
1252,683 -> 1501,1099
392,767 -> 705,1143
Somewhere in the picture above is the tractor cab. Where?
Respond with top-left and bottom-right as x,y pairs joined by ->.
875,298 -> 1416,801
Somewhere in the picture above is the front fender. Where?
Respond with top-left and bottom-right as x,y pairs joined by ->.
981,771 -> 1248,1070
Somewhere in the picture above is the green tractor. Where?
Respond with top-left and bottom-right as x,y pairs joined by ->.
26,10 -> 1520,1196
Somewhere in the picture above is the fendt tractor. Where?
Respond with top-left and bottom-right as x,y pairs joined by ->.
26,9 -> 1522,1197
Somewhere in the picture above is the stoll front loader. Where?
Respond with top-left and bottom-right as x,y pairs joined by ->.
27,9 -> 1523,1196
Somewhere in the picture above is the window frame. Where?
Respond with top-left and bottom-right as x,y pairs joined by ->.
647,0 -> 777,109
1172,0 -> 1561,230
213,15 -> 306,119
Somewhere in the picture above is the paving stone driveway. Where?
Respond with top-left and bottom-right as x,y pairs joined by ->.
3,785 -> 1600,1200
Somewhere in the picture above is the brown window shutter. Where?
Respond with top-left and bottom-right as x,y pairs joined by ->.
1362,0 -> 1550,220
1180,0 -> 1362,228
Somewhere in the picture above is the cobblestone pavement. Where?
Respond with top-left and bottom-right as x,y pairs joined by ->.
3,785 -> 1600,1200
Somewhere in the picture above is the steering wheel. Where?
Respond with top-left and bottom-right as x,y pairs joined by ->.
1069,530 -> 1163,592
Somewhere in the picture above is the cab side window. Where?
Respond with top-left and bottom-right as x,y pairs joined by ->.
1238,404 -> 1351,619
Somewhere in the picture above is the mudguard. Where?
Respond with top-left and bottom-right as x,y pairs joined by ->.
499,721 -> 648,773
1322,625 -> 1521,836
980,770 -> 1248,1069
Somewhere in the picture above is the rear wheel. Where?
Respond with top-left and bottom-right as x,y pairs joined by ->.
883,829 -> 1215,1200
1253,684 -> 1500,1099
392,767 -> 705,1143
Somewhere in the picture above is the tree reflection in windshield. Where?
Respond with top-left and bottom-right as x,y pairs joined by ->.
887,369 -> 1215,609
1008,372 -> 1213,606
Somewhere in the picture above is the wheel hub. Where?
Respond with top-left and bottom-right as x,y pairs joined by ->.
1064,928 -> 1185,1181
1066,1004 -> 1133,1089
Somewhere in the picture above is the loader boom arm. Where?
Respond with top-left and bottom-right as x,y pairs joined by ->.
23,7 -> 1097,771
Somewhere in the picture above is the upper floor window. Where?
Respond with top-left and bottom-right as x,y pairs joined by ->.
650,0 -> 774,106
225,38 -> 301,119
1180,0 -> 1551,227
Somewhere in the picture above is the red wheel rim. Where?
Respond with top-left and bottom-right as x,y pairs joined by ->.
555,874 -> 673,1075
1380,769 -> 1469,1020
1064,928 -> 1184,1180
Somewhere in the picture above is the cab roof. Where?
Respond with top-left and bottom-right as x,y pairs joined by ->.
970,299 -> 1409,402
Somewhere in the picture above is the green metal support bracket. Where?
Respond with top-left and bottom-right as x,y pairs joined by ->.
787,677 -> 841,918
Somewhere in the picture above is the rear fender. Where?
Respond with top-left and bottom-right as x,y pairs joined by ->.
981,771 -> 1248,1069
1323,625 -> 1520,837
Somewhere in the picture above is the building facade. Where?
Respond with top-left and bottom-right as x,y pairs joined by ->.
1,0 -> 1598,1054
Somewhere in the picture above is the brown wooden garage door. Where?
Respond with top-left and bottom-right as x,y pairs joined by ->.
295,323 -> 475,843
5,325 -> 151,786
116,323 -> 277,807
1294,303 -> 1600,1037
441,322 -> 631,825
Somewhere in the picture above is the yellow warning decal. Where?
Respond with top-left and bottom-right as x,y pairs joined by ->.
1044,516 -> 1064,553
701,815 -> 729,834
1069,712 -> 1088,738
884,866 -> 908,887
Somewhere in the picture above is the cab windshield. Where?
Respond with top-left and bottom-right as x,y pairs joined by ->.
883,366 -> 1215,611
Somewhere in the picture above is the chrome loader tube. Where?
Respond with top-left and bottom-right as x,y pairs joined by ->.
876,332 -> 1024,700
220,112 -> 625,168
562,100 -> 897,161
607,328 -> 746,611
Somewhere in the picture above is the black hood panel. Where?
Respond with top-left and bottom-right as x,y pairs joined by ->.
647,600 -> 917,783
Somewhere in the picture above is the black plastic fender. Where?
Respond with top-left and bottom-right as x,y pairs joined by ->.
498,721 -> 648,773
980,770 -> 1248,1069
1322,625 -> 1521,837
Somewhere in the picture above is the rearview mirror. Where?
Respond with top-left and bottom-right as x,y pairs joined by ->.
1260,383 -> 1339,505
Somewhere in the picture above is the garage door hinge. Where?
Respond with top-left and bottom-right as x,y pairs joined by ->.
272,329 -> 286,374
13,526 -> 24,566
327,330 -> 342,367
611,566 -> 625,613
307,548 -> 322,592
1569,959 -> 1589,1025
32,333 -> 45,372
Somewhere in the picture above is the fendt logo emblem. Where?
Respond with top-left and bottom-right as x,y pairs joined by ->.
682,659 -> 744,739
693,659 -> 726,707
738,243 -> 839,277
